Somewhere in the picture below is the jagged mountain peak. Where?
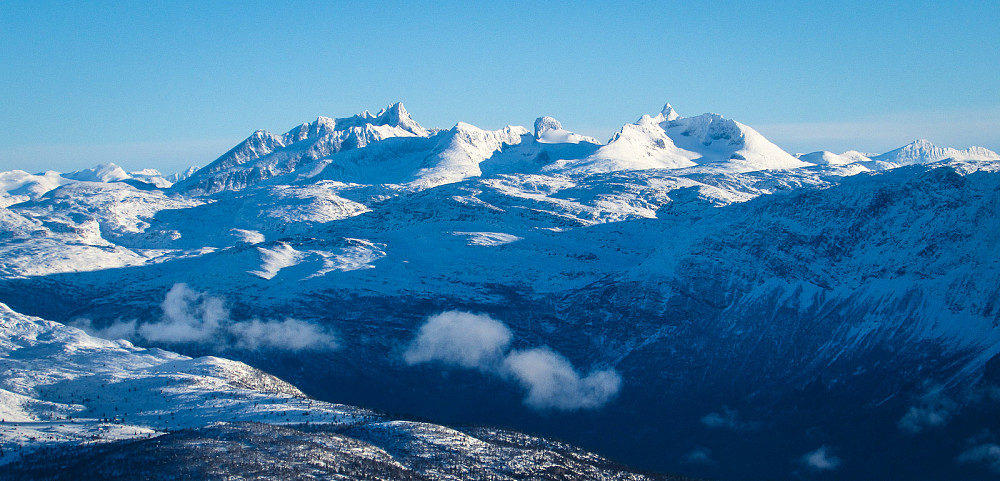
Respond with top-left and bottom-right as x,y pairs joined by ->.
375,101 -> 409,122
283,103 -> 427,144
338,101 -> 426,136
660,103 -> 680,121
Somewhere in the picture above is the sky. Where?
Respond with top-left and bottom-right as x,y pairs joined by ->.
2,1 -> 998,174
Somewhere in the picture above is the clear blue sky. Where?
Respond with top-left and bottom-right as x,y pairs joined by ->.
2,1 -> 998,174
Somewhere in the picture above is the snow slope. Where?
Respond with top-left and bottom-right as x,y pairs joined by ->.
550,104 -> 812,174
0,302 -> 374,464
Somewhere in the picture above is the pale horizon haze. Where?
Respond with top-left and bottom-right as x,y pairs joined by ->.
2,1 -> 998,175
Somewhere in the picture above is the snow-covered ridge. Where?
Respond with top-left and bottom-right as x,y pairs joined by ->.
542,105 -> 814,174
874,138 -> 1000,165
170,103 -> 828,194
4,103 -> 997,204
173,102 -> 830,195
0,302 -> 370,464
0,163 -> 196,207
799,140 -> 1000,173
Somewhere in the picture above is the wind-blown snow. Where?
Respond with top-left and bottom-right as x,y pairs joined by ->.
249,242 -> 305,280
450,231 -> 523,246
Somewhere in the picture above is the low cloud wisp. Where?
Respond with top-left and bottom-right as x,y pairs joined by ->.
73,283 -> 338,352
140,283 -> 227,344
403,311 -> 622,411
683,446 -> 714,465
402,311 -> 512,370
801,445 -> 841,472
503,347 -> 622,411
700,406 -> 761,431
230,318 -> 338,351
957,443 -> 1000,474
68,318 -> 137,342
897,387 -> 956,434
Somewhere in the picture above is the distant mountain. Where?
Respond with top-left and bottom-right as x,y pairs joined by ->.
175,102 -> 819,195
0,164 -> 198,206
175,102 -> 442,194
0,170 -> 70,207
554,104 -> 810,174
873,138 -> 1000,165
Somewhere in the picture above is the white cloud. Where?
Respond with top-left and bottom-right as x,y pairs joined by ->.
139,283 -> 227,344
78,283 -> 338,352
898,405 -> 951,434
957,443 -> 1000,474
701,406 -> 760,431
801,446 -> 841,471
403,311 -> 623,411
897,390 -> 956,434
502,347 -> 622,411
403,311 -> 512,370
230,318 -> 337,351
684,446 -> 714,464
69,318 -> 137,341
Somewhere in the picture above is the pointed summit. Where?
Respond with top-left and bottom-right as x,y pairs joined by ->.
660,103 -> 680,121
285,103 -> 428,142
368,102 -> 427,136
376,102 -> 409,122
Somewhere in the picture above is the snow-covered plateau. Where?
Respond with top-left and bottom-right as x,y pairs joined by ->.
1,102 -> 999,480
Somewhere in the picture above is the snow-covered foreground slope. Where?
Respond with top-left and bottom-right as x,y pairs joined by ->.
2,103 -> 1000,480
0,303 -> 685,481
1,422 -> 694,481
0,302 -> 369,462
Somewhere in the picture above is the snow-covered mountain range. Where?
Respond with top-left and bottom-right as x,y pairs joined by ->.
1,103 -> 999,480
